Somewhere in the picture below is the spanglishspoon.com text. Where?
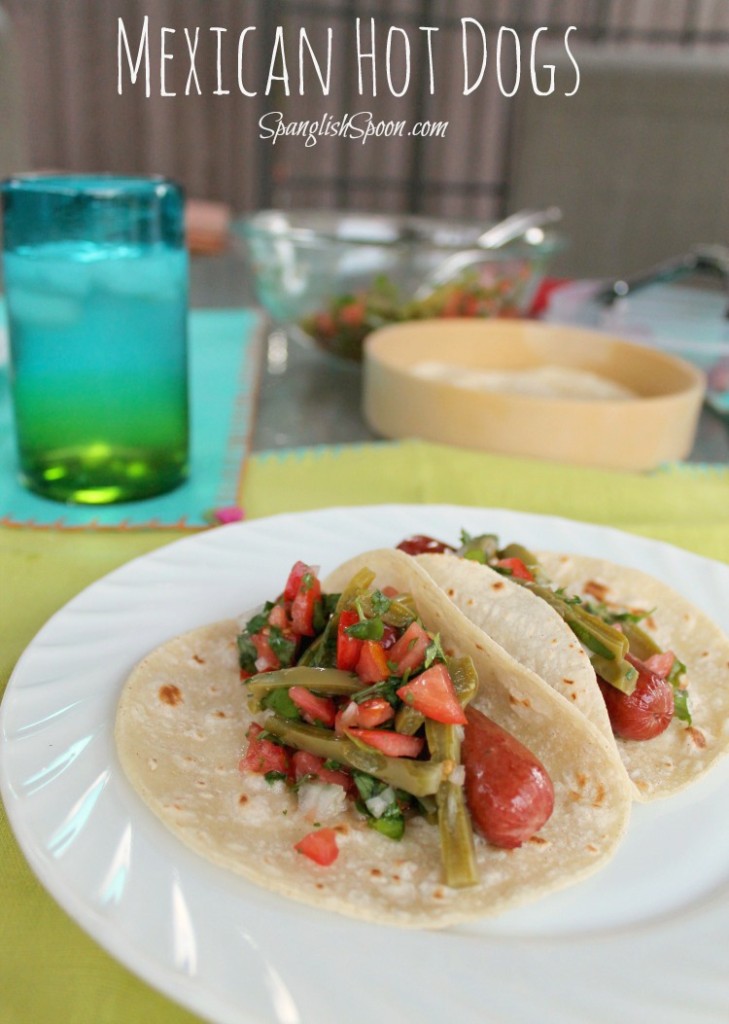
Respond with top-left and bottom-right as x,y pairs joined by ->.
258,111 -> 448,147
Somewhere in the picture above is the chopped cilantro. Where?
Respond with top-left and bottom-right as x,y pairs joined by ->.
236,633 -> 258,675
264,771 -> 288,784
614,607 -> 655,623
352,771 -> 406,840
424,633 -> 446,668
673,686 -> 692,725
583,598 -> 656,624
305,612 -> 339,668
267,626 -> 297,667
669,655 -> 687,685
245,603 -> 274,634
351,678 -> 400,705
369,590 -> 392,616
666,655 -> 690,723
345,616 -> 384,641
259,729 -> 286,745
312,598 -> 328,634
292,772 -> 316,793
352,771 -> 379,802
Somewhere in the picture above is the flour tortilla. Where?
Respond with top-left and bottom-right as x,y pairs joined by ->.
115,549 -> 631,929
417,549 -> 729,802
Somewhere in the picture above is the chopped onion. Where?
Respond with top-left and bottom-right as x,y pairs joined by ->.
339,701 -> 359,729
297,781 -> 347,823
365,786 -> 396,819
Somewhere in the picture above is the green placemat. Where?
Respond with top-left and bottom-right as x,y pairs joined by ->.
243,441 -> 729,562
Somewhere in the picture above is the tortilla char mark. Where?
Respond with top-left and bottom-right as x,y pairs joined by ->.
583,579 -> 610,602
159,683 -> 183,706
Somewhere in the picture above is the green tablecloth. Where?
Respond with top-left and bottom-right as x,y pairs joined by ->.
3,440 -> 729,1024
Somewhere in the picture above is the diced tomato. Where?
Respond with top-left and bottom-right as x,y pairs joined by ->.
493,557 -> 534,582
239,723 -> 290,776
338,300 -> 367,328
267,602 -> 290,630
291,750 -> 351,790
441,289 -> 466,317
251,631 -> 280,673
643,651 -> 676,679
396,664 -> 467,725
288,685 -> 337,728
294,827 -> 339,866
283,561 -> 311,602
245,722 -> 264,741
280,560 -> 322,636
382,586 -> 400,598
346,728 -> 424,758
313,312 -> 336,339
336,609 -> 363,671
459,294 -> 480,317
291,573 -> 322,637
335,697 -> 394,733
355,697 -> 395,728
355,640 -> 390,684
388,621 -> 431,675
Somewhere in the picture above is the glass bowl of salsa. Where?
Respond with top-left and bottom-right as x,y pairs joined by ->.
236,210 -> 564,361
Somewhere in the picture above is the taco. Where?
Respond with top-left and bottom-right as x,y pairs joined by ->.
413,552 -> 614,744
407,534 -> 729,802
115,548 -> 631,929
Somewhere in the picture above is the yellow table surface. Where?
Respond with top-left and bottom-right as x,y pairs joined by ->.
3,440 -> 729,1024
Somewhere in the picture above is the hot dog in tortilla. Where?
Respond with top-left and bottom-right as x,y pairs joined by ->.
405,533 -> 729,801
115,548 -> 631,927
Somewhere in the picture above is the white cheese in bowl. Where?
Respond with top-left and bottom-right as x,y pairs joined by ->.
412,362 -> 636,400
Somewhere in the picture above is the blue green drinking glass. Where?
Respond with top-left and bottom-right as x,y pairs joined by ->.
1,174 -> 190,504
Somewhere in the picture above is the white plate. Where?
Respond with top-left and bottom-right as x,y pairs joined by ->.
3,505 -> 729,1024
